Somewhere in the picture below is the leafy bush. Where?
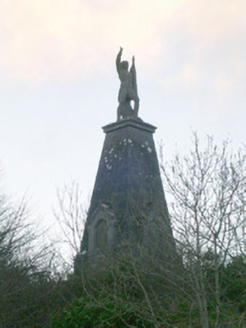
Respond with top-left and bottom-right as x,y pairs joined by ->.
222,256 -> 246,312
51,295 -> 154,328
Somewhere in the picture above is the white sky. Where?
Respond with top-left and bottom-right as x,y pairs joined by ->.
0,0 -> 245,227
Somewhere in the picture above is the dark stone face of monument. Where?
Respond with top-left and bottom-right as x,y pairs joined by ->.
80,120 -> 175,263
78,49 -> 176,265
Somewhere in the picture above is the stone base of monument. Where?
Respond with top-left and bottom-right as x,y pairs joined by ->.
79,118 -> 176,266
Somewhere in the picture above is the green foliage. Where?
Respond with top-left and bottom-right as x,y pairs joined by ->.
51,295 -> 154,328
222,256 -> 246,312
54,251 -> 246,327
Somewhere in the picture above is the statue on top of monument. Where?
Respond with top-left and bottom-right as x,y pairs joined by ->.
116,47 -> 140,121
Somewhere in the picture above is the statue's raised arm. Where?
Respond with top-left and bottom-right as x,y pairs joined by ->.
116,47 -> 123,75
115,48 -> 140,121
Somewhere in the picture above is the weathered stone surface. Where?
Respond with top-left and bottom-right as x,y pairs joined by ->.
80,118 -> 176,262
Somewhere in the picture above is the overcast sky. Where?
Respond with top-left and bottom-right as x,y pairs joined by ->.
0,0 -> 245,224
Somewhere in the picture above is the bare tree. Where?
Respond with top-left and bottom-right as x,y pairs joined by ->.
160,133 -> 245,328
0,179 -> 60,327
53,182 -> 87,271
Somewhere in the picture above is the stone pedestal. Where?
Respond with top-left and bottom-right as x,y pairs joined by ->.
80,118 -> 175,262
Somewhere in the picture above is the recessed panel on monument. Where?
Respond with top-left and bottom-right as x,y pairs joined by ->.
80,48 -> 175,263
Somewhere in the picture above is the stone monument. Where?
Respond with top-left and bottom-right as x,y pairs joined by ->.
79,48 -> 176,264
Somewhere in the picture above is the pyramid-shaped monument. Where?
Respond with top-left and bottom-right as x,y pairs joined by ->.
80,48 -> 175,263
